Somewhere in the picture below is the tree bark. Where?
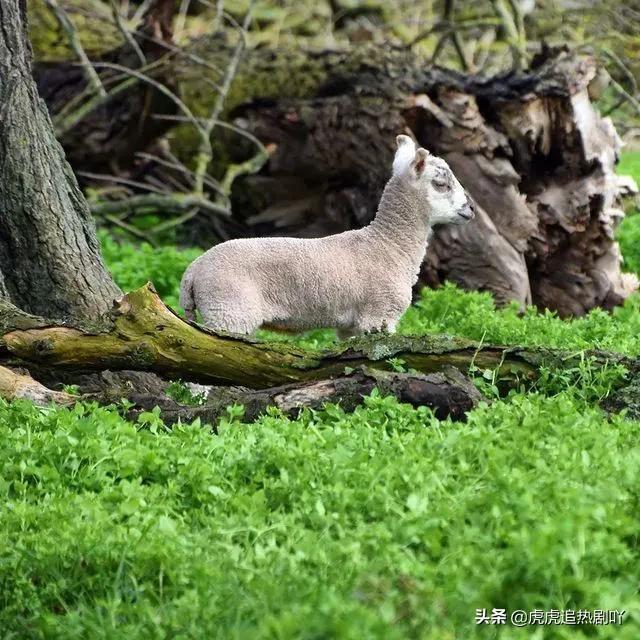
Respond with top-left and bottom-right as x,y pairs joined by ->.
0,0 -> 121,321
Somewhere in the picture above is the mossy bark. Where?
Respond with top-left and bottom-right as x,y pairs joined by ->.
28,0 -> 122,63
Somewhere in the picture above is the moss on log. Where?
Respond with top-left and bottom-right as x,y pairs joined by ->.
28,0 -> 122,62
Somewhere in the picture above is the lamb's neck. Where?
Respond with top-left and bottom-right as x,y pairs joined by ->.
367,176 -> 432,274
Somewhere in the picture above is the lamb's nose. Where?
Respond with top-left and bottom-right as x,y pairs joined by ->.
466,195 -> 476,214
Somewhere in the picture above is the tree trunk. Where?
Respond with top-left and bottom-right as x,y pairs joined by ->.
0,0 -> 121,321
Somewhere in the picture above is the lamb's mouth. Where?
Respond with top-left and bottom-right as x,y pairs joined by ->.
457,207 -> 475,221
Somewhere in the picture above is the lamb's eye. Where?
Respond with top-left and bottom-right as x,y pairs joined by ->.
432,179 -> 449,192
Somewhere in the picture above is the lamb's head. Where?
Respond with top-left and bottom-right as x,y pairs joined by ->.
393,134 -> 475,225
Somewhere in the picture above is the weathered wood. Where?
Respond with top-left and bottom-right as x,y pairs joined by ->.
126,366 -> 483,425
0,365 -> 75,406
0,0 -> 121,320
223,46 -> 638,317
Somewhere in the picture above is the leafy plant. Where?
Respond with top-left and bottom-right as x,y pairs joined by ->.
166,380 -> 207,406
2,392 -> 640,638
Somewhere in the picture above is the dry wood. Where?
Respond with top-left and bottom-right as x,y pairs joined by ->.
0,365 -> 75,406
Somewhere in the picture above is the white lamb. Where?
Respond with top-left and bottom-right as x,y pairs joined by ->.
180,135 -> 475,337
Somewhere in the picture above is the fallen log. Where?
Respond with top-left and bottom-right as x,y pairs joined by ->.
0,283 -> 545,388
0,283 -> 633,390
224,45 -> 638,317
0,365 -> 75,406
1,284 -> 638,423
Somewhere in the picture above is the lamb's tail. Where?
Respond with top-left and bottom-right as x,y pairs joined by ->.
179,266 -> 196,322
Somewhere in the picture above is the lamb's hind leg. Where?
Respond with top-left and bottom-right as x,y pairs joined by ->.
198,295 -> 264,335
200,306 -> 262,335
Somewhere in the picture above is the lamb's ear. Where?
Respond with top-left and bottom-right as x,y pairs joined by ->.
410,148 -> 430,180
396,134 -> 414,150
393,135 -> 416,175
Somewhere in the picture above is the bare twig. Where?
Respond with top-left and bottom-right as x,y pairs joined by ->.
152,208 -> 200,234
132,28 -> 223,73
109,0 -> 147,66
175,0 -> 192,39
219,145 -> 274,198
132,0 -> 154,24
407,18 -> 500,49
135,151 -> 224,194
152,113 -> 268,154
90,193 -> 230,217
44,0 -> 107,97
608,78 -> 640,117
55,77 -> 137,137
601,47 -> 638,97
77,170 -> 168,194
445,0 -> 472,71
490,0 -> 526,69
53,57 -> 169,136
91,61 -> 205,136
101,213 -> 157,244
193,3 -> 254,196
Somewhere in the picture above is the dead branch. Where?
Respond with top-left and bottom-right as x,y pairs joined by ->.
90,193 -> 230,217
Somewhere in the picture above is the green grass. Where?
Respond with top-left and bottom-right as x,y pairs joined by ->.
617,151 -> 640,184
99,231 -> 201,311
2,392 -> 640,639
2,154 -> 639,638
